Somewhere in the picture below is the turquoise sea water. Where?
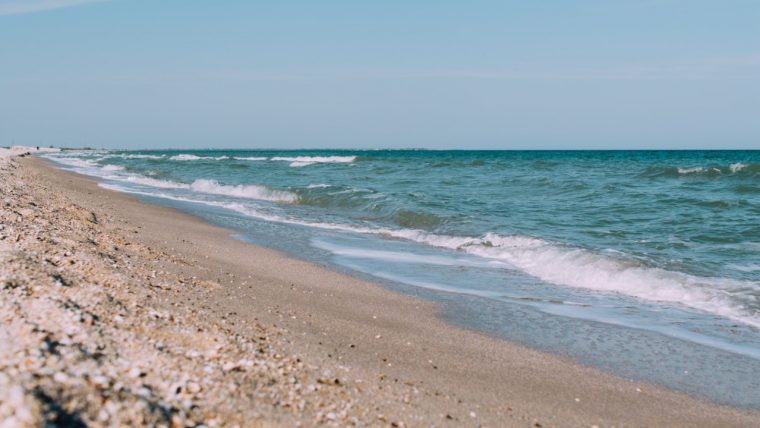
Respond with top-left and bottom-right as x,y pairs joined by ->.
45,149 -> 760,407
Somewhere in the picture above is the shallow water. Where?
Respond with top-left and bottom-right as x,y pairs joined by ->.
45,149 -> 760,408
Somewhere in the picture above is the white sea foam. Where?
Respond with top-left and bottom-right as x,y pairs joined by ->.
234,215 -> 760,328
118,175 -> 295,202
50,155 -> 296,203
165,154 -> 354,166
123,176 -> 188,189
102,154 -> 165,160
121,154 -> 165,159
87,175 -> 760,330
188,179 -> 297,203
169,154 -> 201,161
169,154 -> 229,161
677,167 -> 704,174
307,183 -> 331,188
312,240 -> 509,269
673,163 -> 755,175
233,156 -> 267,161
455,234 -> 759,329
677,166 -> 723,175
678,166 -> 720,175
271,156 -> 356,167
52,157 -> 98,168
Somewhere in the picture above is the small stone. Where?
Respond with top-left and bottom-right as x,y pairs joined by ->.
222,362 -> 239,372
91,375 -> 109,386
53,372 -> 69,383
97,408 -> 109,421
187,382 -> 201,394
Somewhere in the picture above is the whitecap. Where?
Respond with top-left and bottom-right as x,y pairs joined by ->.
234,156 -> 267,161
123,176 -> 188,189
169,154 -> 201,161
169,154 -> 229,161
52,157 -> 99,169
271,156 -> 356,167
677,166 -> 707,174
188,179 -> 297,203
122,154 -> 165,159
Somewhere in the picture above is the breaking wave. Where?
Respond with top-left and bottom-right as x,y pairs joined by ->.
188,179 -> 297,203
641,163 -> 760,178
92,183 -> 760,330
164,154 -> 356,167
233,156 -> 268,161
270,156 -> 357,167
169,154 -> 229,161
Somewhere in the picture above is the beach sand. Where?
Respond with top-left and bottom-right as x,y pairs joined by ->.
1,155 -> 758,427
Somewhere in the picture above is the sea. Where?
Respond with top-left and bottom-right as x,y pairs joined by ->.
44,149 -> 760,408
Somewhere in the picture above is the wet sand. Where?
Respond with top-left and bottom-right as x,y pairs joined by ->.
2,155 -> 759,427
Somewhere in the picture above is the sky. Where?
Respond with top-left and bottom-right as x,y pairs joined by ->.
1,0 -> 759,149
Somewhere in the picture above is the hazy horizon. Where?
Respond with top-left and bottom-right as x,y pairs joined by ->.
2,0 -> 759,150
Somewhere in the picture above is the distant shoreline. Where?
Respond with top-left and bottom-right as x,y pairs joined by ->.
26,147 -> 760,152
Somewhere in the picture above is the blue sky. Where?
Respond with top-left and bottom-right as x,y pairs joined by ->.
1,0 -> 759,149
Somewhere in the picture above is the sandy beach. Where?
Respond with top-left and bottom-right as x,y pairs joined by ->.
1,153 -> 759,427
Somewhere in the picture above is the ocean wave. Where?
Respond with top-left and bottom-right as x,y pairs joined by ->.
233,156 -> 268,161
104,154 -> 165,160
383,231 -> 760,329
727,263 -> 760,273
733,184 -> 760,194
297,186 -> 444,229
49,151 -> 760,329
188,179 -> 297,203
312,240 -> 508,269
169,154 -> 200,161
119,175 -> 296,202
125,154 -> 165,159
296,186 -> 378,207
164,154 -> 355,166
53,157 -> 98,169
641,163 -> 760,178
462,234 -> 758,323
677,166 -> 720,175
94,183 -> 760,328
392,209 -> 445,229
169,154 -> 229,161
123,175 -> 187,189
730,162 -> 750,173
50,154 -> 297,203
271,156 -> 357,167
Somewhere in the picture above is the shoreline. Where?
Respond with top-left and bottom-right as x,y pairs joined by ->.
2,155 -> 759,427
